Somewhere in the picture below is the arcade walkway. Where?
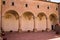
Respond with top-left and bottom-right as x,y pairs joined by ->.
3,31 -> 60,40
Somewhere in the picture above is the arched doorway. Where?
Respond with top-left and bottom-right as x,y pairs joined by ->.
49,14 -> 57,30
21,12 -> 34,31
36,12 -> 47,31
2,10 -> 19,31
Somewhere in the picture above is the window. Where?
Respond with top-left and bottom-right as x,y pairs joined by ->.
12,2 -> 14,6
2,1 -> 5,5
25,4 -> 28,7
37,5 -> 39,8
56,7 -> 58,10
47,6 -> 49,9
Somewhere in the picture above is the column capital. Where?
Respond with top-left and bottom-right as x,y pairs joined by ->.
19,16 -> 21,17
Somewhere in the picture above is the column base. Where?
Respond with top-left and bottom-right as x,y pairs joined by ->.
46,28 -> 50,32
33,28 -> 37,32
18,29 -> 22,32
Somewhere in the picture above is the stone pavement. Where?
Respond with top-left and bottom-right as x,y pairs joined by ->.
3,31 -> 60,40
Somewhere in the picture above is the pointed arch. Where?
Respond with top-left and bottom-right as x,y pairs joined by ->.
21,11 -> 35,31
37,12 -> 47,20
49,14 -> 57,23
3,10 -> 19,31
22,12 -> 34,20
49,13 -> 58,30
4,10 -> 19,20
36,12 -> 47,31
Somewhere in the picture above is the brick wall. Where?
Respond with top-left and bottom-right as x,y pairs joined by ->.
2,0 -> 59,31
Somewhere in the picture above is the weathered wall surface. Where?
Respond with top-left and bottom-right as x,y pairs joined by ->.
2,0 -> 59,31
0,0 -> 1,33
58,4 -> 60,23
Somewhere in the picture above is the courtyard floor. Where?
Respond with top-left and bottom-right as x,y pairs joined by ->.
3,31 -> 60,40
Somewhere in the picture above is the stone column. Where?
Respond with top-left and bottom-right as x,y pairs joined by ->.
46,18 -> 51,32
33,17 -> 37,32
18,16 -> 22,32
46,17 -> 48,31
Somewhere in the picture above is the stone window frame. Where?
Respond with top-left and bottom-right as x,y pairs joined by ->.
37,5 -> 39,8
12,2 -> 14,6
25,4 -> 28,7
47,6 -> 49,9
2,0 -> 5,5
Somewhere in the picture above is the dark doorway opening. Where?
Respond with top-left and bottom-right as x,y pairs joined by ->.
51,25 -> 55,31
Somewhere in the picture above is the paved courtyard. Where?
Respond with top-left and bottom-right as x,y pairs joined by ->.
3,31 -> 60,40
